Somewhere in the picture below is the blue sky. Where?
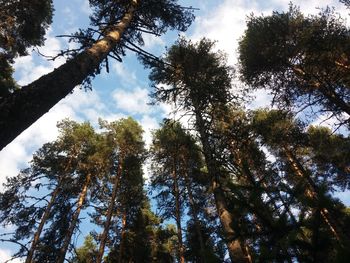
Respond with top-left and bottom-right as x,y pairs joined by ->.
0,0 -> 349,261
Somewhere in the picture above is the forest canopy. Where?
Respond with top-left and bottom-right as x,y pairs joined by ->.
0,1 -> 349,262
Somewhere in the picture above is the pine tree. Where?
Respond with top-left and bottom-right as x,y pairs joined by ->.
143,38 -> 251,262
93,117 -> 145,263
150,120 -> 209,263
0,0 -> 53,96
0,0 -> 195,151
250,109 -> 350,259
238,5 -> 350,120
0,119 -> 103,262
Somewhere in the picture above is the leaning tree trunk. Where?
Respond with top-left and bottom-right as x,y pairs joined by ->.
283,146 -> 344,246
0,0 -> 139,151
292,66 -> 350,116
57,172 -> 92,263
96,158 -> 123,263
26,154 -> 75,263
25,177 -> 63,263
194,111 -> 251,263
172,160 -> 185,263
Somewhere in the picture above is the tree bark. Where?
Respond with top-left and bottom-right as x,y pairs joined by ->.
25,178 -> 62,263
172,161 -> 185,263
57,172 -> 92,263
182,160 -> 206,263
194,111 -> 250,263
0,0 -> 139,151
292,66 -> 350,116
118,211 -> 127,263
96,158 -> 123,263
283,147 -> 343,245
26,154 -> 75,263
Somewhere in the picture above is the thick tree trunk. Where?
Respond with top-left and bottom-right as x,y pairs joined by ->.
57,172 -> 92,263
0,0 -> 139,151
25,179 -> 63,263
194,111 -> 250,263
172,162 -> 185,263
118,211 -> 127,263
283,147 -> 343,245
183,168 -> 206,263
96,158 -> 123,263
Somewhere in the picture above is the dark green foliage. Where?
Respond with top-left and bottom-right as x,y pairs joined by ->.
238,5 -> 350,118
144,37 -> 234,111
0,0 -> 53,94
307,126 -> 350,190
184,220 -> 224,262
0,55 -> 18,98
0,0 -> 53,57
0,119 -> 102,261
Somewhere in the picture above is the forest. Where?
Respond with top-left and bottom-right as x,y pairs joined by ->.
0,0 -> 349,262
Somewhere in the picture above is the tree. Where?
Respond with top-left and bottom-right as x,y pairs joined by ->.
250,109 -> 350,258
72,235 -> 98,263
211,108 -> 305,262
238,5 -> 350,121
144,38 -> 251,262
0,0 -> 195,151
307,126 -> 350,190
0,119 -> 102,262
150,120 -> 187,263
93,117 -> 145,263
0,0 -> 53,96
184,220 -> 225,263
150,120 -> 209,263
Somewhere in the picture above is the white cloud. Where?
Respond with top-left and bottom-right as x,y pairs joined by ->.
142,33 -> 166,50
0,88 -> 108,190
112,87 -> 152,114
112,63 -> 137,85
13,28 -> 66,86
0,248 -> 22,263
140,115 -> 159,147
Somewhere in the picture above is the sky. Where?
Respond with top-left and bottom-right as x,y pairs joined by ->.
0,0 -> 349,261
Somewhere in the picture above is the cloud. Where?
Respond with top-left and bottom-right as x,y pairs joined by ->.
142,33 -> 166,51
140,115 -> 160,147
13,29 -> 66,86
0,248 -> 22,263
112,63 -> 137,85
0,88 -> 108,190
112,87 -> 152,115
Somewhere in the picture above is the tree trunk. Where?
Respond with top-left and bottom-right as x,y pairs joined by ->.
0,0 -> 139,151
194,111 -> 250,263
172,161 -> 185,263
283,147 -> 343,245
320,87 -> 350,116
118,211 -> 127,263
292,66 -> 350,116
96,158 -> 123,263
25,178 -> 63,263
26,154 -> 75,263
57,172 -> 92,263
182,162 -> 206,263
